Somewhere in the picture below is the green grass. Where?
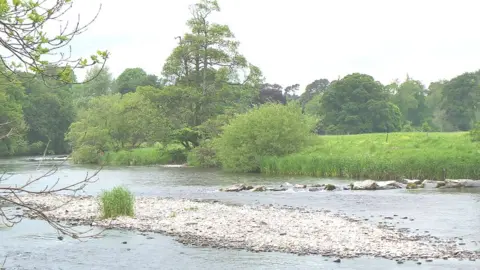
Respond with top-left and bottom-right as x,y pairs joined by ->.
100,144 -> 187,166
99,186 -> 135,218
261,132 -> 480,180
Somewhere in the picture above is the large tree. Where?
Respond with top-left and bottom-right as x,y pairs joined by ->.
300,78 -> 329,109
113,67 -> 159,94
390,77 -> 429,127
162,0 -> 263,127
22,77 -> 75,154
72,65 -> 113,110
0,66 -> 27,155
321,73 -> 402,134
441,72 -> 480,131
257,83 -> 285,104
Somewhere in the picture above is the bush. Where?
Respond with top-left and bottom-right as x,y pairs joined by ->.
215,103 -> 316,172
99,186 -> 135,218
187,140 -> 220,168
71,145 -> 101,164
165,144 -> 188,164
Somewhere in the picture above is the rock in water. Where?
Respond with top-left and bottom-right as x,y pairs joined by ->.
442,179 -> 480,188
351,180 -> 379,190
267,187 -> 288,192
398,179 -> 422,185
422,180 -> 440,188
377,181 -> 403,190
324,184 -> 336,191
294,184 -> 307,188
252,185 -> 267,192
224,184 -> 247,192
460,179 -> 480,187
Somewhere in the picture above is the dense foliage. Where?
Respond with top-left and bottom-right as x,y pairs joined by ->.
1,0 -> 480,180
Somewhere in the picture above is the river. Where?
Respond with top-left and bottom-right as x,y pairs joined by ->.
1,158 -> 480,269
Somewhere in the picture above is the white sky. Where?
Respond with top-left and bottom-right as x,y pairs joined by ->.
61,0 -> 480,91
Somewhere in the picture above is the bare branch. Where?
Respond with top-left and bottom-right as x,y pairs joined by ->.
0,146 -> 105,239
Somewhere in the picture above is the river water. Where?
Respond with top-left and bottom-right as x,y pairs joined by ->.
1,158 -> 480,269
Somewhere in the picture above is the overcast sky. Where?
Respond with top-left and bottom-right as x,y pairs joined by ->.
64,0 -> 480,91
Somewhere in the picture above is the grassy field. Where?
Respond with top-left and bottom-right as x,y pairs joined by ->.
261,132 -> 480,180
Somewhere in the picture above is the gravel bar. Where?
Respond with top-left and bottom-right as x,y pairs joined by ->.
8,194 -> 480,261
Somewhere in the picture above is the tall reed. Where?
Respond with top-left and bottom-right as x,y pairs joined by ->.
261,132 -> 480,180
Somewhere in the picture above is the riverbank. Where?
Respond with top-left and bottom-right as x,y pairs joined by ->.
70,145 -> 188,166
261,132 -> 480,180
9,194 -> 480,262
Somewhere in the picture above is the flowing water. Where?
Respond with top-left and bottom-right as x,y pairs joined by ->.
1,157 -> 480,269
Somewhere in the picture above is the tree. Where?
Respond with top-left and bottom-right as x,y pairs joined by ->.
257,83 -> 285,104
66,92 -> 172,162
321,73 -> 402,134
300,78 -> 329,109
72,65 -> 113,110
24,90 -> 74,154
1,0 -> 107,240
284,83 -> 300,103
113,68 -> 158,94
441,72 -> 480,131
162,0 -> 263,127
426,80 -> 448,131
0,69 -> 26,155
77,65 -> 113,97
0,0 -> 108,85
391,77 -> 429,127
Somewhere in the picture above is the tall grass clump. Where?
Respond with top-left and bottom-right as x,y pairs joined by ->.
261,132 -> 480,180
215,103 -> 316,173
99,186 -> 135,218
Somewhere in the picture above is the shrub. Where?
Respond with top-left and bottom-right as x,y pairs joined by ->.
187,140 -> 220,168
165,144 -> 187,164
71,145 -> 101,164
215,103 -> 316,172
99,186 -> 135,218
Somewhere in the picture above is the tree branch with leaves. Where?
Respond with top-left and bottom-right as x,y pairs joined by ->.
0,0 -> 109,86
